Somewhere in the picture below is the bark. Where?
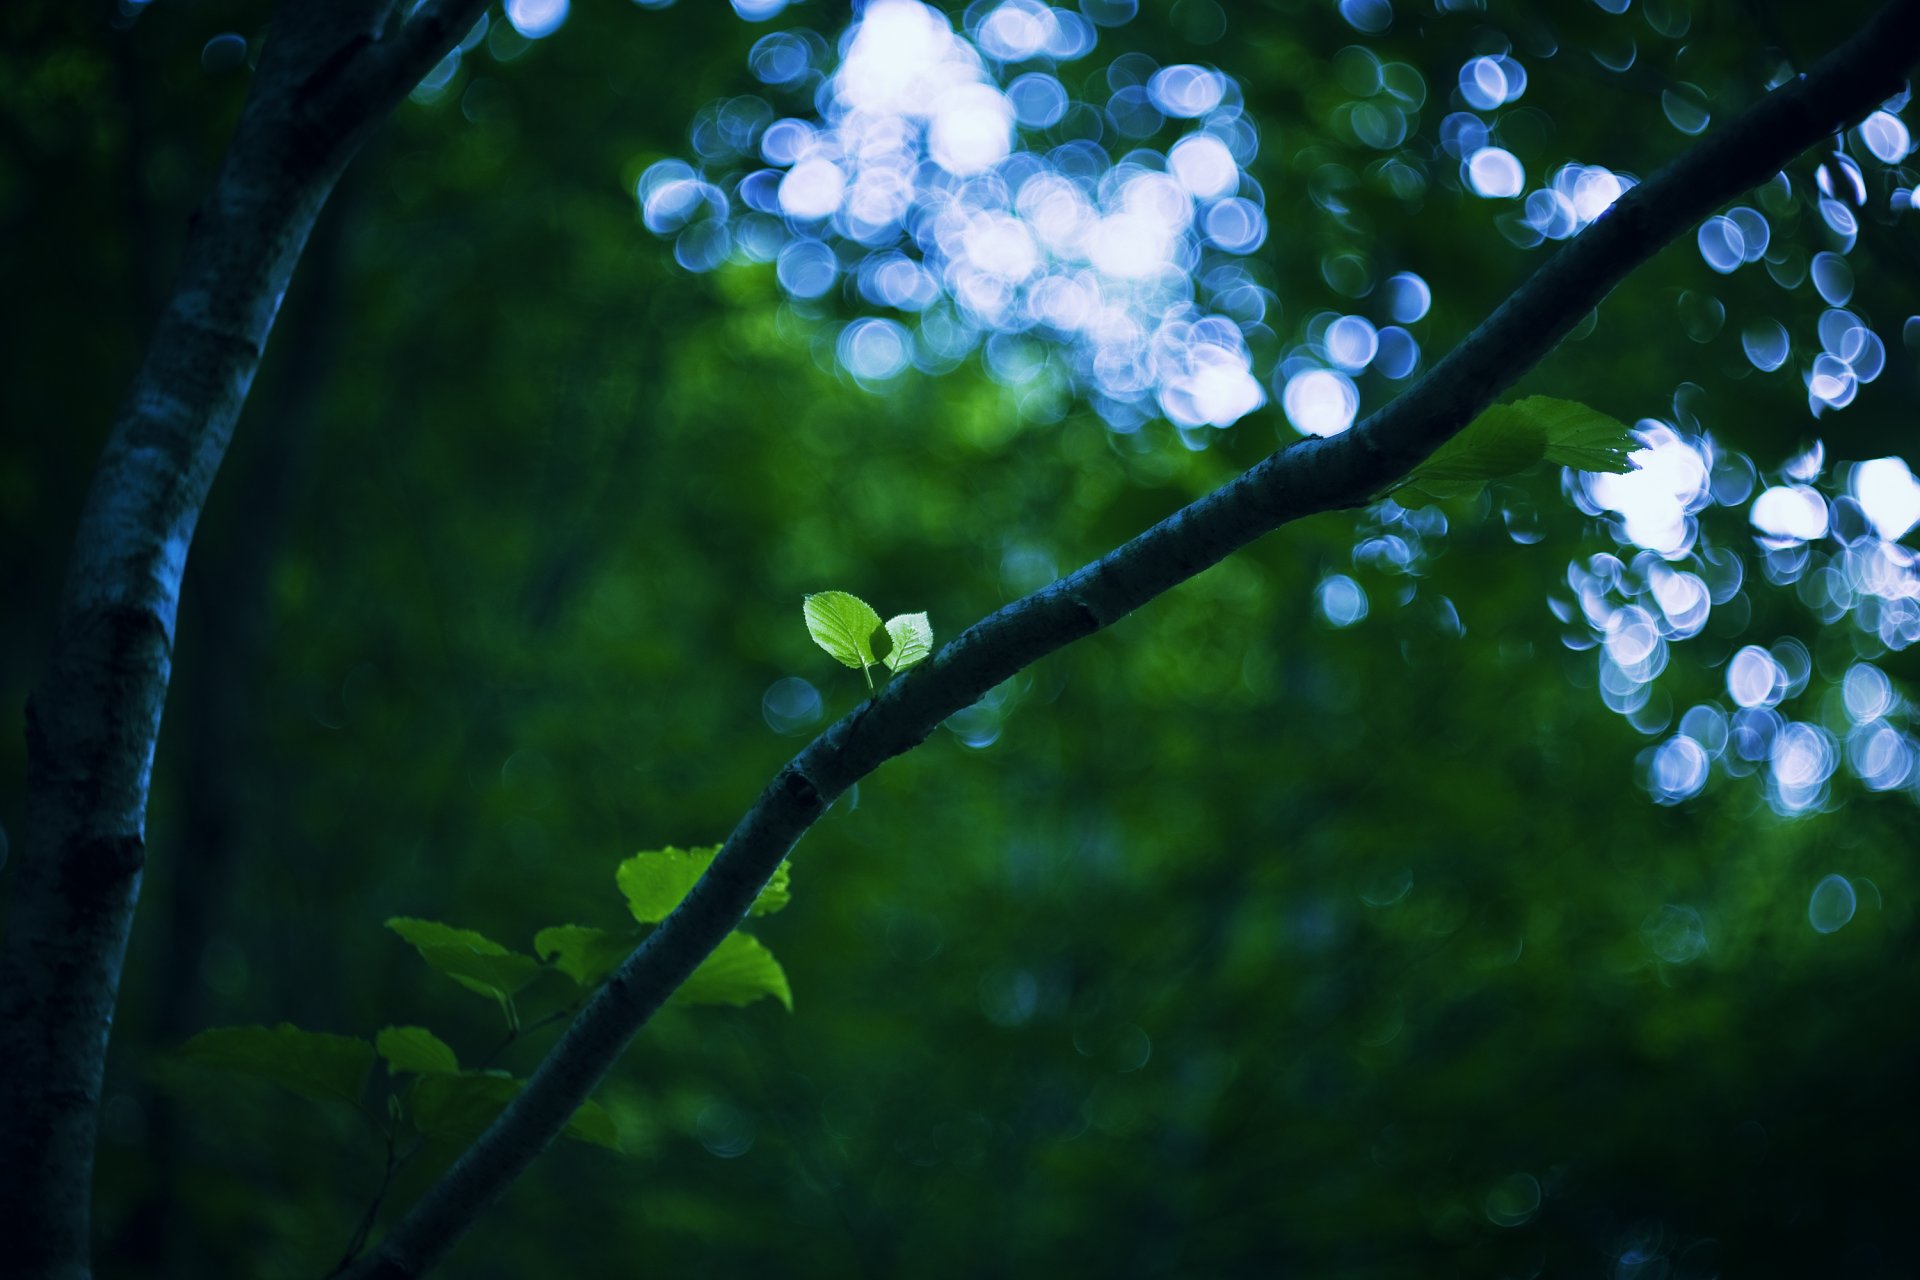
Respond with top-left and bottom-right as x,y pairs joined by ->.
0,5 -> 489,1277
111,175 -> 359,1275
341,3 -> 1920,1276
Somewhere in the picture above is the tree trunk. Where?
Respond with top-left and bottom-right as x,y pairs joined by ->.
0,4 -> 488,1274
0,109 -> 341,1280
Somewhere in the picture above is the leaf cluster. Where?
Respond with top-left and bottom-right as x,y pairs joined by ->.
175,845 -> 795,1156
804,591 -> 933,691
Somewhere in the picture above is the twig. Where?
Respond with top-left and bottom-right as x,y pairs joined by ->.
331,1134 -> 403,1276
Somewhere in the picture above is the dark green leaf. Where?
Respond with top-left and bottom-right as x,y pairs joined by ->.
376,1026 -> 460,1076
1530,396 -> 1640,473
179,1024 -> 373,1110
408,1072 -> 620,1150
1396,395 -> 1636,499
386,917 -> 543,1004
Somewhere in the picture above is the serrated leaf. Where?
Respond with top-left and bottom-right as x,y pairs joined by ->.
803,591 -> 883,671
1528,396 -> 1639,474
751,860 -> 791,916
1398,412 -> 1546,497
408,1072 -> 620,1150
376,1026 -> 460,1077
881,612 -> 933,674
386,917 -> 543,1004
180,1024 -> 373,1110
676,931 -> 793,1012
1395,395 -> 1636,499
534,924 -> 639,986
617,846 -> 789,925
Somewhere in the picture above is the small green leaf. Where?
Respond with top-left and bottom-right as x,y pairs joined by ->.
534,924 -> 638,986
376,1026 -> 460,1077
676,931 -> 793,1012
180,1024 -> 374,1110
408,1072 -> 620,1150
803,591 -> 884,672
881,612 -> 933,674
751,860 -> 792,916
386,917 -> 543,1004
1396,396 -> 1636,499
562,1098 -> 622,1149
617,846 -> 790,925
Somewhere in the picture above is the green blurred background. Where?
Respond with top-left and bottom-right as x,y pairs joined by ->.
3,0 -> 1917,1276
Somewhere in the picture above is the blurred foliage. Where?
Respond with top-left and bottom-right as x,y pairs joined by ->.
3,1 -> 1918,1278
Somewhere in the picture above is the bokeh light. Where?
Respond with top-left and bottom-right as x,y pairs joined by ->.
628,0 -> 1920,834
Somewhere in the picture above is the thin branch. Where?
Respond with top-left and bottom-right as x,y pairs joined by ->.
349,0 -> 495,110
332,1134 -> 405,1276
477,1005 -> 577,1072
344,3 -> 1920,1277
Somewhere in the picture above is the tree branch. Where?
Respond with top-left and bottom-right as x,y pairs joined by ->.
361,0 -> 493,100
341,2 -> 1920,1276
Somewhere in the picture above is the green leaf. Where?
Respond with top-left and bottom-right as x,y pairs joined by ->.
1397,412 -> 1546,499
386,917 -> 543,1004
180,1024 -> 373,1110
376,1026 -> 460,1077
1530,397 -> 1640,473
408,1072 -> 620,1150
881,612 -> 933,674
617,846 -> 789,925
406,1072 -> 515,1142
751,860 -> 792,916
1396,396 -> 1637,499
676,931 -> 793,1012
534,924 -> 638,986
562,1098 -> 622,1149
803,591 -> 883,671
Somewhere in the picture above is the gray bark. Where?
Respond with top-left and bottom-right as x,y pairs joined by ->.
0,4 -> 489,1277
342,2 -> 1920,1276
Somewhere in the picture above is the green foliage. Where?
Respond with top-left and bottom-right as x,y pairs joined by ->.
179,1025 -> 374,1111
617,845 -> 790,925
614,848 -> 793,1009
384,917 -> 544,1007
533,924 -> 638,986
375,1026 -> 461,1077
1397,396 -> 1638,499
179,842 -> 791,1186
675,931 -> 793,1012
804,591 -> 935,688
408,1072 -> 621,1150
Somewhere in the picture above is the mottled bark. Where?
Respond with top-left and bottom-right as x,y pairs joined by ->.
0,4 -> 489,1277
343,3 -> 1920,1275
